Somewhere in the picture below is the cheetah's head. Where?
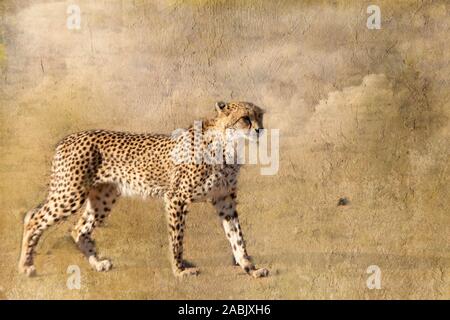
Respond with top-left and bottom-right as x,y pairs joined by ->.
214,101 -> 265,140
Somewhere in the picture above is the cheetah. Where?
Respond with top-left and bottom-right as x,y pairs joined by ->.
19,101 -> 269,278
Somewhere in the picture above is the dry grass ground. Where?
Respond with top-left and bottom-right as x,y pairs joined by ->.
0,0 -> 449,299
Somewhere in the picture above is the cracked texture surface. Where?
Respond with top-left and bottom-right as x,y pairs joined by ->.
0,0 -> 449,299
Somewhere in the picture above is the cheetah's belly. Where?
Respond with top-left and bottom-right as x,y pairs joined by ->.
116,182 -> 167,198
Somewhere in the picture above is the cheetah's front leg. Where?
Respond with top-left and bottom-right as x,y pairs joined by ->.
214,195 -> 269,278
164,194 -> 199,277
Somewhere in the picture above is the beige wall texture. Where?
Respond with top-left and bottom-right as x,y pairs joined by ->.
0,0 -> 449,299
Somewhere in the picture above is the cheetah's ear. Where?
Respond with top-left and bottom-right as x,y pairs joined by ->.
215,101 -> 228,115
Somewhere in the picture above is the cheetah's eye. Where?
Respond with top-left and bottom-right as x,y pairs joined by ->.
241,116 -> 251,125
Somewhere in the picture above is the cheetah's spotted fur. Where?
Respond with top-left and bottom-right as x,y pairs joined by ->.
19,101 -> 269,278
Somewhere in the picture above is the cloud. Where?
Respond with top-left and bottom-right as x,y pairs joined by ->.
303,73 -> 396,147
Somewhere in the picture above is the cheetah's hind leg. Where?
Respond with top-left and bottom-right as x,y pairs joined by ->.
19,193 -> 87,276
18,206 -> 41,276
71,184 -> 118,272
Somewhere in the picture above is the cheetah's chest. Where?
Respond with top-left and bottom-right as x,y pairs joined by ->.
193,166 -> 238,201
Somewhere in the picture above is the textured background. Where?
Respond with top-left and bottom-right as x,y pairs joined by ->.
0,0 -> 449,299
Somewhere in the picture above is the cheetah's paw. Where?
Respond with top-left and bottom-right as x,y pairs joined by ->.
89,256 -> 113,272
175,267 -> 199,278
19,265 -> 36,277
251,268 -> 269,278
